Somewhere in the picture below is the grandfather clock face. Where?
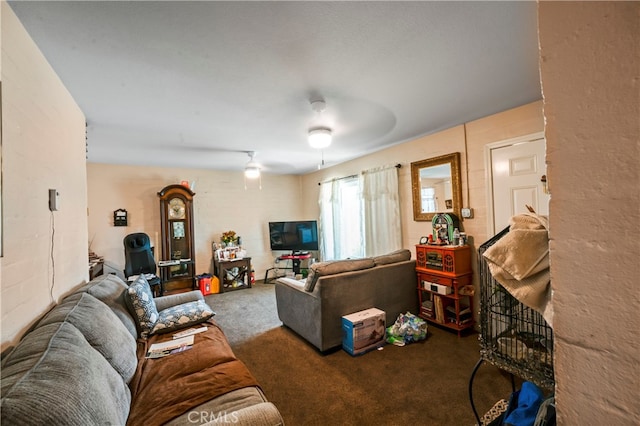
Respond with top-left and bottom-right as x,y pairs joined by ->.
168,198 -> 186,220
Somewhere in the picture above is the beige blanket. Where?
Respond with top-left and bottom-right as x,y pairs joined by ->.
483,213 -> 553,327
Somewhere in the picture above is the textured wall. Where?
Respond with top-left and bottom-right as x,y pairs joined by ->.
87,163 -> 304,281
539,2 -> 640,424
1,2 -> 87,350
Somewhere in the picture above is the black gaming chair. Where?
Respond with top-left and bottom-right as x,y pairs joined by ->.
123,232 -> 162,296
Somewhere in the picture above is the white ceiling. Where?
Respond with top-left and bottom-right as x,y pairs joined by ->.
9,1 -> 541,175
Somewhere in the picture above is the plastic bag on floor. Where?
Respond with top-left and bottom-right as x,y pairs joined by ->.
385,312 -> 428,346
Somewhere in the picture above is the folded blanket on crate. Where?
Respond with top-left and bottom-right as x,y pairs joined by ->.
483,213 -> 553,327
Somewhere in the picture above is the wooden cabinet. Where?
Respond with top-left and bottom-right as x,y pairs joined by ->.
416,244 -> 474,336
213,257 -> 252,292
158,184 -> 196,294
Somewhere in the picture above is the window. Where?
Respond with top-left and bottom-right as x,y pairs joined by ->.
319,177 -> 364,260
421,187 -> 436,213
319,166 -> 402,260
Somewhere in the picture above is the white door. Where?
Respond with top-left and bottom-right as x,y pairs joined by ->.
489,137 -> 549,233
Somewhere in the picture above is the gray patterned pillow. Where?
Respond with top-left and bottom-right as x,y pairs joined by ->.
125,276 -> 159,338
150,300 -> 215,335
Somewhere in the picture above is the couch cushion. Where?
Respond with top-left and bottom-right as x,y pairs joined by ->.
165,387 -> 271,426
304,258 -> 376,292
372,249 -> 412,266
1,322 -> 131,425
125,276 -> 159,338
150,300 -> 215,335
74,273 -> 138,339
37,292 -> 137,383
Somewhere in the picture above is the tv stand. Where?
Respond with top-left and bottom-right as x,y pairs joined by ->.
263,252 -> 313,283
281,252 -> 312,274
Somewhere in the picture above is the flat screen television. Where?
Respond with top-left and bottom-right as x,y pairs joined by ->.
268,220 -> 319,252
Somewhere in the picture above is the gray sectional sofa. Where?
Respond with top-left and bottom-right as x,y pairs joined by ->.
1,274 -> 283,426
275,249 -> 418,352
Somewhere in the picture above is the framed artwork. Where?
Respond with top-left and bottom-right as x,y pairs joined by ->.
419,236 -> 428,245
445,199 -> 453,209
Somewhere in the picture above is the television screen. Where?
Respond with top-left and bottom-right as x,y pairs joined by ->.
269,221 -> 319,252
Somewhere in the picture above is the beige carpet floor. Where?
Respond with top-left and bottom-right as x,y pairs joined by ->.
206,282 -> 516,426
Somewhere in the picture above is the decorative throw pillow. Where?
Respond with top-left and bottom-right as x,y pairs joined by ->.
125,276 -> 159,338
150,300 -> 215,335
304,267 -> 319,292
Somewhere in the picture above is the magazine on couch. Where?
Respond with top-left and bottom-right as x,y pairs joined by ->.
145,335 -> 194,358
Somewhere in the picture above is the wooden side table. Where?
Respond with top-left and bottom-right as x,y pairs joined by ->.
213,257 -> 252,292
89,260 -> 104,280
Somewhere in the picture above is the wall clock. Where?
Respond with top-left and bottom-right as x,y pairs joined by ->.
158,184 -> 196,294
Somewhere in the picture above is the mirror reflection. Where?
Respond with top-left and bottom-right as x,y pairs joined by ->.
411,152 -> 462,221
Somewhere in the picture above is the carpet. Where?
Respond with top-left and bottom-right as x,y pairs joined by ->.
206,283 -> 516,426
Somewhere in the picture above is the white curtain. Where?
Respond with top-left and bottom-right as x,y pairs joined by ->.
361,165 -> 402,257
318,177 -> 364,260
319,166 -> 400,260
318,180 -> 337,261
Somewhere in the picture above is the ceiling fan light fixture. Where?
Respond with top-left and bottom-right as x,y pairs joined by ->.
244,151 -> 261,179
244,164 -> 260,179
308,128 -> 332,149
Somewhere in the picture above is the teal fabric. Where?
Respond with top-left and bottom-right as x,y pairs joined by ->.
151,300 -> 215,335
38,292 -> 137,383
125,276 -> 159,338
1,322 -> 131,425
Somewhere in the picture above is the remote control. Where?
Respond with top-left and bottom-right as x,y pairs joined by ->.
172,326 -> 207,339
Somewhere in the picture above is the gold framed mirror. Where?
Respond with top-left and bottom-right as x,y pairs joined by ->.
411,152 -> 462,221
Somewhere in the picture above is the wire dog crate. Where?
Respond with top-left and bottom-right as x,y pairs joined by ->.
469,227 -> 554,424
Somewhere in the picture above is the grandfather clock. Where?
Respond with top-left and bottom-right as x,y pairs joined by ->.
158,184 -> 196,294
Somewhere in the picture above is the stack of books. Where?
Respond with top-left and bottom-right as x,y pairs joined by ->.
446,305 -> 473,325
421,299 -> 434,318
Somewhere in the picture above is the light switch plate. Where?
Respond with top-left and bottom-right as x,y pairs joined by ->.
461,207 -> 473,218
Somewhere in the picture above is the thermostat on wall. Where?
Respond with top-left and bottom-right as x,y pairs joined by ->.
461,208 -> 474,218
49,189 -> 59,211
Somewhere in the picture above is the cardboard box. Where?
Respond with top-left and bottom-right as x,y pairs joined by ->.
341,308 -> 386,356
